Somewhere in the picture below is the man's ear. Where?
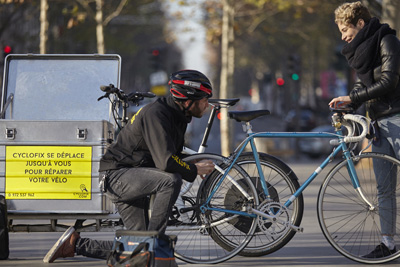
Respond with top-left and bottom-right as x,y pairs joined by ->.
183,99 -> 192,108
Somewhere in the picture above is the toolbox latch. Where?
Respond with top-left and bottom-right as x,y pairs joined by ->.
6,128 -> 16,140
77,128 -> 87,140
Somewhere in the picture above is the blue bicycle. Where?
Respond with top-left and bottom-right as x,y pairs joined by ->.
166,108 -> 400,264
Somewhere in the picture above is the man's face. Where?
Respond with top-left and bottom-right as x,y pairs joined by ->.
338,20 -> 364,43
188,98 -> 209,118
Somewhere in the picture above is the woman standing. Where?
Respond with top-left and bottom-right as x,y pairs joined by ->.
330,1 -> 400,259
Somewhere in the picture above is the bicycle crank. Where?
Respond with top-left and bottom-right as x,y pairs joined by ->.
249,201 -> 303,235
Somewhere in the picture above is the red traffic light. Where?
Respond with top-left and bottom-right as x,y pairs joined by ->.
276,78 -> 285,86
152,49 -> 160,56
3,45 -> 12,54
3,46 -> 12,54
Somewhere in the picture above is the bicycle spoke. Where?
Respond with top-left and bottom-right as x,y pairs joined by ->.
231,153 -> 304,257
167,153 -> 258,264
318,153 -> 400,264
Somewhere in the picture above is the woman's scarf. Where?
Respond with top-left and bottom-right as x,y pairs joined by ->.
341,17 -> 396,86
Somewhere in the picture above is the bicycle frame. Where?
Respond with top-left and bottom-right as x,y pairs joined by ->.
173,110 -> 400,265
179,98 -> 239,196
183,98 -> 240,154
201,120 -> 373,223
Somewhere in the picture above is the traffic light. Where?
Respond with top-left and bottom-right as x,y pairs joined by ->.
3,45 -> 12,59
149,48 -> 162,70
276,77 -> 285,86
287,54 -> 301,81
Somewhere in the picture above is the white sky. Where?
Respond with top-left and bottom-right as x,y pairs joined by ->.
180,28 -> 208,73
165,0 -> 208,73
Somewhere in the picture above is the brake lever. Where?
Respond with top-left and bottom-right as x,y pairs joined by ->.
97,92 -> 111,101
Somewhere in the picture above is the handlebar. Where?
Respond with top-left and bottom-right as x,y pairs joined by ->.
328,105 -> 370,144
98,84 -> 155,104
329,102 -> 354,113
341,114 -> 369,143
98,84 -> 156,130
126,91 -> 156,102
100,84 -> 118,94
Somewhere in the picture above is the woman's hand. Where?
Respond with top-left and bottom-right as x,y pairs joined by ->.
329,96 -> 351,109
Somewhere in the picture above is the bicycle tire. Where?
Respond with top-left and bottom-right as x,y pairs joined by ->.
166,153 -> 259,264
318,152 -> 400,264
229,152 -> 304,256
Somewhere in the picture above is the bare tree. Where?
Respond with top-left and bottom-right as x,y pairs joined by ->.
381,0 -> 400,37
219,0 -> 235,156
95,0 -> 104,54
38,0 -> 128,54
40,0 -> 48,54
77,0 -> 128,54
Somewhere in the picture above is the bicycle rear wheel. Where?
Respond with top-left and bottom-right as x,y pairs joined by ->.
234,153 -> 304,256
166,153 -> 258,264
318,152 -> 400,264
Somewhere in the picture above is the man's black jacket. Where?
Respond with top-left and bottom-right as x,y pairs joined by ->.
99,95 -> 198,182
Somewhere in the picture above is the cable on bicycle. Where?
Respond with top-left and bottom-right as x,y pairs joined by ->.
330,114 -> 369,146
98,84 -> 155,130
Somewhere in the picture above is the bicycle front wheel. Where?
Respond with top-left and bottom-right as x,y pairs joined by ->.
166,153 -> 258,264
318,152 -> 400,264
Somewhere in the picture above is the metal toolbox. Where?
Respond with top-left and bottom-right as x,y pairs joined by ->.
0,54 -> 121,216
0,120 -> 115,213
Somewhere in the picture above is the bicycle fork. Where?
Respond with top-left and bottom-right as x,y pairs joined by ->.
345,152 -> 376,211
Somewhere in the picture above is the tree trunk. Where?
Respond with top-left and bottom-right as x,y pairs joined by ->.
219,0 -> 235,156
381,0 -> 400,38
96,0 -> 105,54
39,0 -> 48,54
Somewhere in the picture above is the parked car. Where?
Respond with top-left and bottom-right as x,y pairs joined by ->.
299,124 -> 365,158
284,108 -> 316,132
298,125 -> 336,158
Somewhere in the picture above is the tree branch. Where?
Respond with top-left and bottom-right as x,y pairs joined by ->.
103,0 -> 128,26
246,10 -> 280,33
76,0 -> 95,19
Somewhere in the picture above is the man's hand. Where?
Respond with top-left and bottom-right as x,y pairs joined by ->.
195,160 -> 214,179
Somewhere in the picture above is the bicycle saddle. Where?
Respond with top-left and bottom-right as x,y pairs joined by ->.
209,98 -> 240,107
228,110 -> 271,122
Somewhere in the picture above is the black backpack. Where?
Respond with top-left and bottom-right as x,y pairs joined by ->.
0,195 -> 9,260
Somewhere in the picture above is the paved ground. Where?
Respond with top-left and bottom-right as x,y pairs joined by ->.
2,160 -> 400,267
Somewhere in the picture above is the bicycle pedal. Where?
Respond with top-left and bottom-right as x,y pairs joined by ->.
290,224 -> 303,232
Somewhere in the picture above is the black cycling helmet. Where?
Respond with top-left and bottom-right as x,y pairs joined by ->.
169,70 -> 213,100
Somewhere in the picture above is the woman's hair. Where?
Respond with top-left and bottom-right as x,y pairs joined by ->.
334,1 -> 371,26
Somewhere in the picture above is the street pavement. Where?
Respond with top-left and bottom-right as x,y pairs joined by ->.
2,159 -> 400,267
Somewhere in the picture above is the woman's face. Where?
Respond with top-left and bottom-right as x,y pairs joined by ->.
338,19 -> 365,43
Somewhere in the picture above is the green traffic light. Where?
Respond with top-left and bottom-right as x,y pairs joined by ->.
291,73 -> 299,81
